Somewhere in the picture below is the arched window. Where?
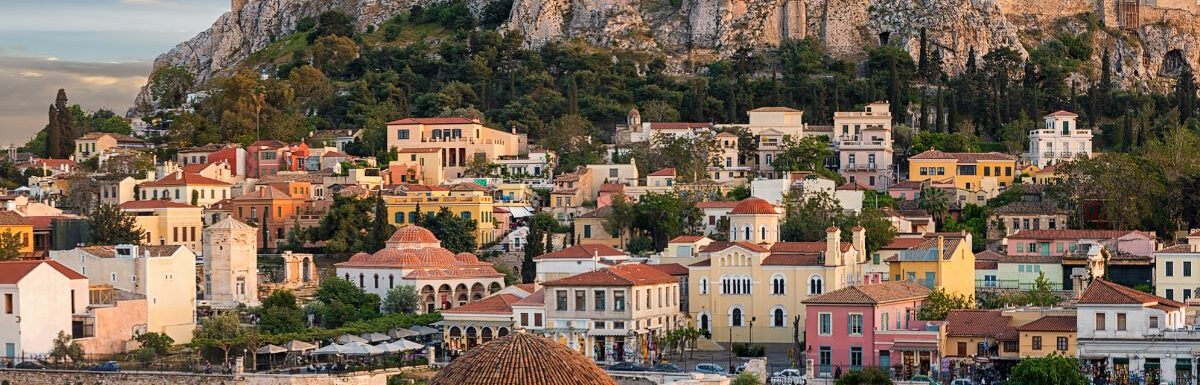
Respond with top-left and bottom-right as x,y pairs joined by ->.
388,275 -> 394,289
720,276 -> 728,294
344,273 -> 350,281
773,307 -> 786,327
771,274 -> 786,295
742,277 -> 751,294
808,275 -> 824,295
699,313 -> 710,332
358,273 -> 365,288
730,307 -> 744,327
373,274 -> 379,289
743,226 -> 751,242
761,226 -> 767,241
700,278 -> 709,295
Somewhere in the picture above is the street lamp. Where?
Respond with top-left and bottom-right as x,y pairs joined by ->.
749,316 -> 757,346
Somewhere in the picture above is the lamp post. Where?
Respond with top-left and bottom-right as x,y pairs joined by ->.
749,316 -> 757,347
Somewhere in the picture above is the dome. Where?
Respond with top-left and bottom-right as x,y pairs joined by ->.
430,333 -> 617,385
387,225 -> 440,244
454,252 -> 481,264
730,198 -> 777,215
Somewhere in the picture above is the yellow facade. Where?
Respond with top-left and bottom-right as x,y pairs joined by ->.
887,235 -> 976,299
1018,330 -> 1076,358
0,223 -> 34,254
573,215 -> 621,248
122,205 -> 205,252
908,151 -> 1017,195
384,193 -> 497,245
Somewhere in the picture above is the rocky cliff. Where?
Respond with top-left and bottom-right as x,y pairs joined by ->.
138,0 -> 1200,106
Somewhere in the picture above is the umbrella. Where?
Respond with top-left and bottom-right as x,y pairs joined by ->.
336,334 -> 368,344
410,325 -> 439,336
360,332 -> 390,343
256,344 -> 286,354
375,342 -> 402,354
341,341 -> 385,356
313,343 -> 346,355
388,327 -> 419,339
393,339 -> 425,352
284,340 -> 317,352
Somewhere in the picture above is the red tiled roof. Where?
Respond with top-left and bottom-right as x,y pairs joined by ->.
429,333 -> 617,385
729,198 -> 776,215
1158,244 -> 1197,253
25,215 -> 65,230
599,183 -> 625,193
512,289 -> 545,307
534,244 -> 626,260
836,182 -> 871,191
77,132 -> 143,143
1079,279 -> 1183,309
1044,110 -> 1079,118
1007,229 -> 1154,240
397,148 -> 442,153
32,158 -> 75,168
441,294 -> 521,315
908,149 -> 1016,162
118,200 -> 199,210
388,117 -> 476,125
696,201 -> 740,209
975,260 -> 998,270
140,171 -> 231,187
803,281 -> 930,305
881,237 -> 926,250
544,264 -> 678,287
0,260 -> 86,284
1016,315 -> 1077,332
646,263 -> 689,277
998,254 -> 1062,264
699,241 -> 733,253
648,168 -> 676,177
232,186 -> 297,201
0,211 -> 31,226
649,122 -> 712,130
749,107 -> 801,112
450,182 -> 488,192
945,310 -> 1018,340
669,235 -> 706,244
974,250 -> 1005,261
388,225 -> 440,244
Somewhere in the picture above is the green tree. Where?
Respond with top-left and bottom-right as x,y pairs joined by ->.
1177,64 -> 1197,124
310,35 -> 358,75
367,193 -> 395,252
836,367 -> 893,385
194,311 -> 244,362
522,212 -> 557,283
494,263 -> 519,285
781,191 -> 844,242
419,207 -> 478,253
1021,272 -> 1061,307
383,285 -> 420,314
309,195 -> 377,253
135,331 -> 174,367
45,89 -> 74,159
149,66 -> 194,109
771,136 -> 836,180
0,230 -> 24,261
1006,354 -> 1087,385
916,288 -> 973,320
316,278 -> 381,327
307,10 -> 355,43
49,330 -> 84,364
731,372 -> 760,385
87,204 -> 146,245
843,207 -> 897,254
918,185 -> 950,225
258,290 -> 305,334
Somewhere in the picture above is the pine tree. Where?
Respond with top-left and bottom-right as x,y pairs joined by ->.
366,192 -> 394,252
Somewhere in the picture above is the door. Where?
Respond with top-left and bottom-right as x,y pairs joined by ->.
879,351 -> 891,369
1040,243 -> 1051,256
5,343 -> 14,358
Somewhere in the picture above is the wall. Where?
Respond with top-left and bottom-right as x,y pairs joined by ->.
76,298 -> 147,355
0,368 -> 407,385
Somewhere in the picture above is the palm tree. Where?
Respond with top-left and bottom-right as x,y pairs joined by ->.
919,184 -> 951,225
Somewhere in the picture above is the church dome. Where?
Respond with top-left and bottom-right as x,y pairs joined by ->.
730,198 -> 777,215
386,225 -> 441,249
455,252 -> 481,264
430,333 -> 617,385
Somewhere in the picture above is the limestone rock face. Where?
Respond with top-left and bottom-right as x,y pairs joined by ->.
136,0 -> 1200,107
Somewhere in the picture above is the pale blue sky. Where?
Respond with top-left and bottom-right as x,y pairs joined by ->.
0,0 -> 228,146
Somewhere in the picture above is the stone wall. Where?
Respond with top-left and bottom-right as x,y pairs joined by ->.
0,368 -> 404,385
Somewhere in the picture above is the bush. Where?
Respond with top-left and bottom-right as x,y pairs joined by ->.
732,343 -> 765,357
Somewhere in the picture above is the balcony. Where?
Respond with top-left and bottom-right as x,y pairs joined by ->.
1042,151 -> 1056,158
1060,151 -> 1072,158
838,140 -> 887,149
843,163 -> 880,171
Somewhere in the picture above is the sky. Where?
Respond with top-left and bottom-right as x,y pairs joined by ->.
0,0 -> 229,146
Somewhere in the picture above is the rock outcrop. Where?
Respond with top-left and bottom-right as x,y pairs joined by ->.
137,0 -> 1200,107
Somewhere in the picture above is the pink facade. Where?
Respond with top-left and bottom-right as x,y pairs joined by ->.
247,140 -> 288,178
804,298 -> 937,375
1005,231 -> 1157,257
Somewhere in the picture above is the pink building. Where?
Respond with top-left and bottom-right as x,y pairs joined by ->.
246,140 -> 289,178
802,280 -> 939,378
1003,230 -> 1158,257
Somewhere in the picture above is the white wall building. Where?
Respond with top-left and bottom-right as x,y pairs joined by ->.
202,217 -> 259,308
0,260 -> 88,358
1076,279 -> 1194,385
532,244 -> 631,283
1027,111 -> 1092,168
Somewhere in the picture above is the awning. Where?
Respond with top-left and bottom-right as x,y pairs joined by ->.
890,342 -> 939,352
506,206 -> 534,218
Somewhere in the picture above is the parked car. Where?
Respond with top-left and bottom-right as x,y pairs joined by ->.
90,361 -> 121,372
949,379 -> 975,385
911,375 -> 941,385
734,363 -> 747,374
14,361 -> 45,369
770,369 -> 806,385
694,363 -> 727,375
607,362 -> 648,372
652,363 -> 683,373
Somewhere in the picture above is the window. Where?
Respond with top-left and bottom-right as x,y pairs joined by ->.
773,308 -> 785,327
1004,341 -> 1019,353
1117,313 -> 1127,331
1095,313 -> 1106,331
555,290 -> 568,311
574,290 -> 586,311
1187,289 -> 1194,300
1167,289 -> 1175,300
731,307 -> 744,327
3,293 -> 11,314
699,278 -> 708,295
872,252 -> 880,265
1056,337 -> 1068,351
613,290 -> 626,311
850,347 -> 863,369
1149,316 -> 1160,329
1167,261 -> 1174,277
1187,261 -> 1193,277
1032,336 -> 1042,350
920,167 -> 928,176
809,276 -> 824,295
956,342 -> 967,356
818,346 -> 832,369
397,129 -> 410,139
534,313 -> 543,327
771,275 -> 786,295
583,224 -> 592,238
818,313 -> 832,335
394,212 -> 405,223
609,168 -> 618,178
520,312 -> 529,326
849,314 -> 863,335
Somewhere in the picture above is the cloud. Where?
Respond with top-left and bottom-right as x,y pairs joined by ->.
119,0 -> 195,9
0,53 -> 151,146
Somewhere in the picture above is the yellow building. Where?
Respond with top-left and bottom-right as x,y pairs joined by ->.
907,150 -> 1017,198
1016,315 -> 1077,358
550,167 -> 594,223
392,148 -> 445,186
0,211 -> 34,254
74,132 -> 146,160
118,200 -> 205,252
688,198 -> 870,344
886,232 -> 976,299
385,117 -> 520,179
384,183 -> 497,245
573,206 -> 622,248
943,309 -> 1019,359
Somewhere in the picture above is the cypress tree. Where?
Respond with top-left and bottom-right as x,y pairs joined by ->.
888,55 -> 903,124
920,90 -> 930,132
1177,65 -> 1197,124
46,89 -> 72,159
965,46 -> 977,74
918,28 -> 929,81
936,86 -> 945,133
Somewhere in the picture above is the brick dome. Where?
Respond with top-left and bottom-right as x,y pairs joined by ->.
430,333 -> 617,385
387,225 -> 441,248
454,252 -> 481,264
730,198 -> 777,215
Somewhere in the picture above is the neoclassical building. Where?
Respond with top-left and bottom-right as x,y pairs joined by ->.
689,198 -> 869,345
334,225 -> 505,312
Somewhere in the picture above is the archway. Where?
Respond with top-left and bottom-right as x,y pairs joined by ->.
700,313 -> 710,332
438,284 -> 453,309
497,327 -> 510,337
301,257 -> 311,282
1162,49 -> 1187,76
489,282 -> 502,293
457,292 -> 469,307
420,285 -> 436,313
470,282 -> 487,301
466,327 -> 478,349
481,327 -> 494,343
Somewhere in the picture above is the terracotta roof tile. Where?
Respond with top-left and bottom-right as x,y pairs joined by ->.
0,260 -> 86,284
803,281 -> 930,305
881,237 -> 926,250
749,107 -> 801,112
543,264 -> 677,287
1079,279 -> 1183,309
512,289 -> 545,307
1007,229 -> 1155,240
387,225 -> 440,244
696,201 -> 740,209
648,168 -> 676,177
387,117 -> 477,125
397,148 -> 442,153
669,235 -> 706,244
945,310 -> 1018,340
118,200 -> 199,210
139,171 -> 231,187
1044,110 -> 1079,118
729,198 -> 776,215
975,260 -> 998,270
534,244 -> 626,260
909,149 -> 1016,162
441,294 -> 521,315
1016,315 -> 1077,332
0,211 -> 31,226
646,263 -> 689,276
429,333 -> 617,385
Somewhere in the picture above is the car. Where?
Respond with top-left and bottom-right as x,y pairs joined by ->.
607,362 -> 648,372
14,361 -> 45,369
770,368 -> 806,384
651,363 -> 683,373
911,375 -> 941,385
949,379 -> 975,385
694,363 -> 727,375
90,361 -> 121,372
734,363 -> 747,374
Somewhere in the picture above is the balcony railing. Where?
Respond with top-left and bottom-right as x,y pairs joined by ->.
1042,151 -> 1056,157
839,140 -> 887,148
843,163 -> 880,171
975,279 -> 1063,290
1060,151 -> 1072,157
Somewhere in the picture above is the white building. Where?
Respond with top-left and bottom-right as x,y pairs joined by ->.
137,171 -> 233,207
532,244 -> 631,283
50,244 -> 197,343
834,102 -> 894,190
1076,279 -> 1195,385
202,217 -> 259,308
1027,111 -> 1092,168
1154,232 -> 1200,302
495,150 -> 555,179
0,260 -> 88,357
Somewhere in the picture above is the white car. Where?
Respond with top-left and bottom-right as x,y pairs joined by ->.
949,379 -> 975,385
770,369 -> 805,385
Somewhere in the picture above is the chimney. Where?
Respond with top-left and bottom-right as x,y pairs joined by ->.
175,172 -> 182,180
851,226 -> 866,262
937,236 -> 945,260
825,227 -> 840,266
